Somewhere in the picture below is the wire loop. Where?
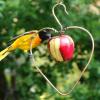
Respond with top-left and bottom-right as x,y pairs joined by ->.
30,26 -> 94,95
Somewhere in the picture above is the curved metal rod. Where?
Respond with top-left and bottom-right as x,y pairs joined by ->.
52,2 -> 69,31
8,30 -> 38,43
30,26 -> 94,96
8,27 -> 58,43
39,27 -> 58,33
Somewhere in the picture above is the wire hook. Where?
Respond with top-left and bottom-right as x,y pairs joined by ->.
52,2 -> 69,31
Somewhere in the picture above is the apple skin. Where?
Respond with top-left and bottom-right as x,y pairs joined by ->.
48,35 -> 74,61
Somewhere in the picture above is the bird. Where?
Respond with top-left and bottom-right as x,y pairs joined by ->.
0,28 -> 53,61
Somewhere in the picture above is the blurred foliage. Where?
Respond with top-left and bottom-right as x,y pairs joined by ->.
0,0 -> 100,100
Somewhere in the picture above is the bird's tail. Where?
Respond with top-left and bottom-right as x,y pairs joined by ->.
0,47 -> 10,61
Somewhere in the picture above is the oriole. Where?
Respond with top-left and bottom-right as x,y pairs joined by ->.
0,29 -> 52,61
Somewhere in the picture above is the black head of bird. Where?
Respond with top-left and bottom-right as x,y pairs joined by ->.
38,29 -> 52,41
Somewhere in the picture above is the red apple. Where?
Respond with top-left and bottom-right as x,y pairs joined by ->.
48,35 -> 74,61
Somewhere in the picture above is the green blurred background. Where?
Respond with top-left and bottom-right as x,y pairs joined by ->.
0,0 -> 100,100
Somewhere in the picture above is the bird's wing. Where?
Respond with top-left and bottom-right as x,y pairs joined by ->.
8,30 -> 38,43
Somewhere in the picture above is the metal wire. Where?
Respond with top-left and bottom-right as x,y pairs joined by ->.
30,26 -> 94,96
39,27 -> 58,33
29,0 -> 94,96
52,2 -> 69,31
8,30 -> 38,42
